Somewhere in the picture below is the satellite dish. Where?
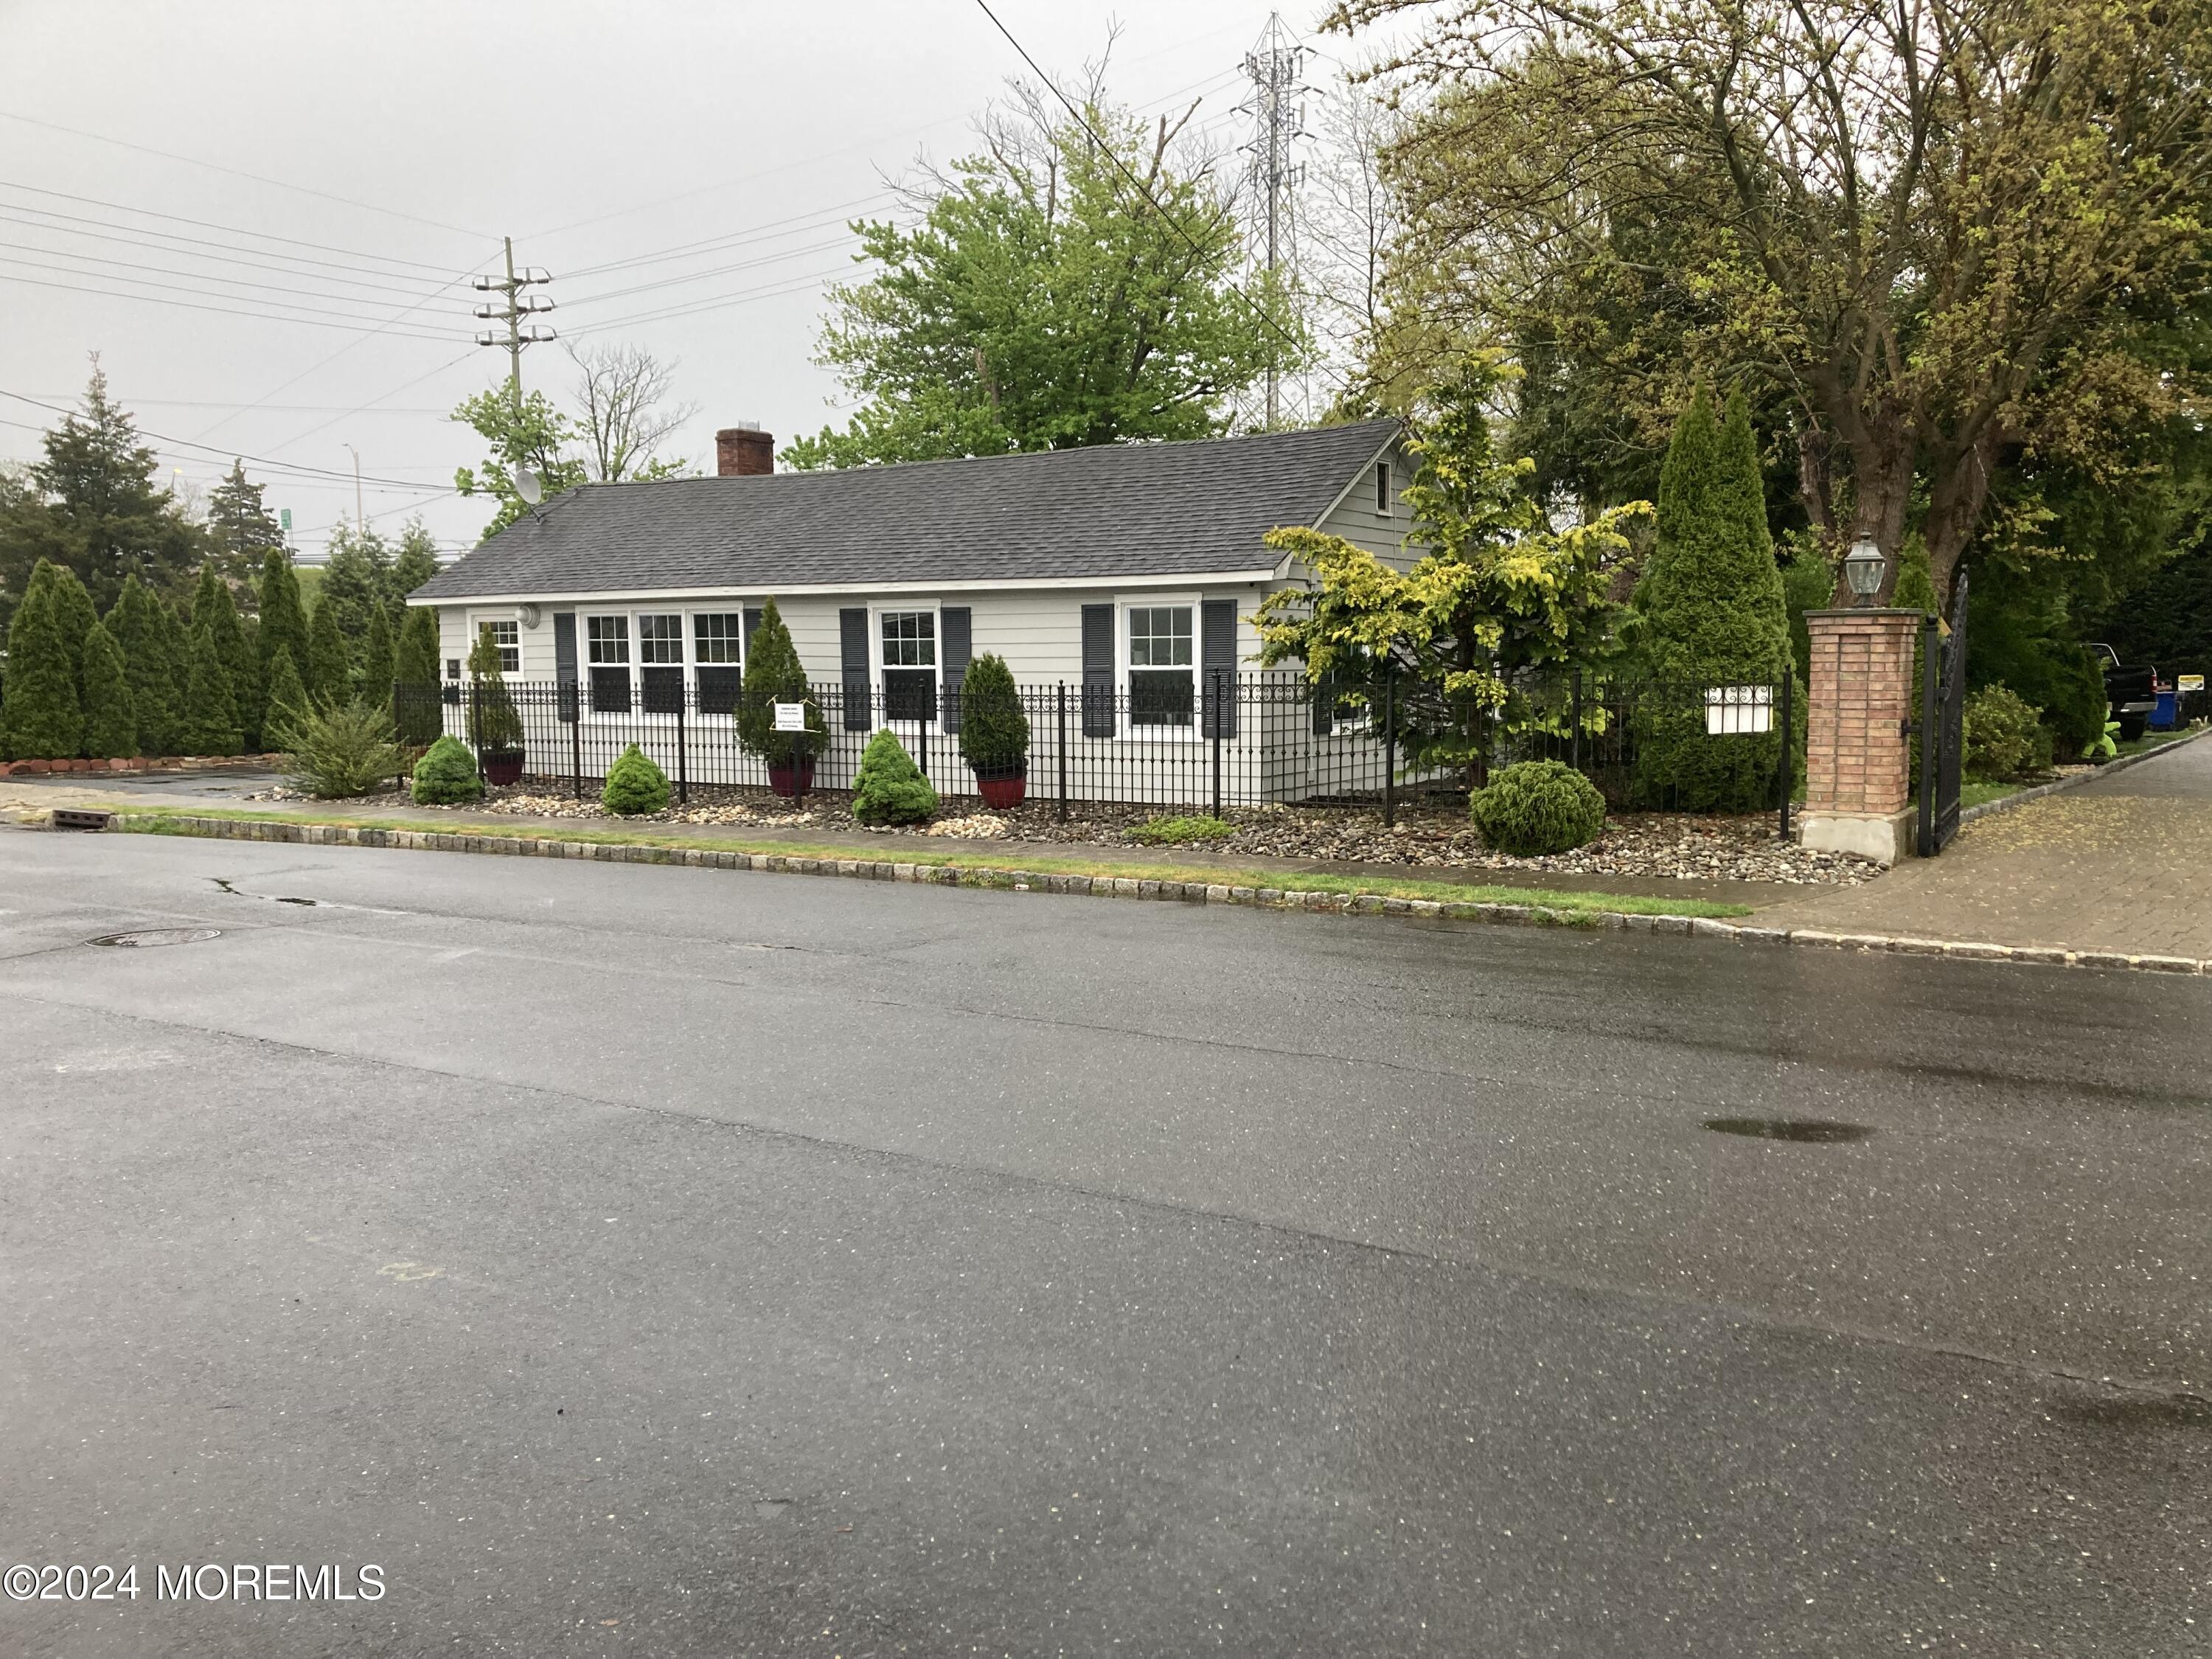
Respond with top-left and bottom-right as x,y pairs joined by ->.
514,465 -> 544,506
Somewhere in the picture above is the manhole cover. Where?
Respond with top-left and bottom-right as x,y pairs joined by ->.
1703,1116 -> 1873,1144
88,928 -> 222,948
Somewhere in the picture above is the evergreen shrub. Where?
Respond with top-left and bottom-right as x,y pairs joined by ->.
958,652 -> 1029,773
80,619 -> 138,759
276,699 -> 403,798
265,647 -> 310,728
394,606 -> 444,745
108,574 -> 181,757
1961,685 -> 2051,781
465,625 -> 524,754
851,728 -> 938,824
734,599 -> 823,763
411,734 -> 482,804
602,743 -> 671,815
1471,760 -> 1607,855
1,563 -> 82,759
178,622 -> 242,757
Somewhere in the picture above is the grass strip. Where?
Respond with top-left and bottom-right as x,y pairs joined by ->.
108,804 -> 1752,919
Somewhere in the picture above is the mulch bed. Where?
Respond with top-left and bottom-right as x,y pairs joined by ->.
251,777 -> 1877,886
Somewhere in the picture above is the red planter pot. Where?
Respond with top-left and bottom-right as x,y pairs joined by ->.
768,757 -> 817,799
481,750 -> 526,787
973,765 -> 1028,810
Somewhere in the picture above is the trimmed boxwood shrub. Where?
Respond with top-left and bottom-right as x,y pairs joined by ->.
851,728 -> 939,824
1962,684 -> 2051,781
602,743 -> 671,815
958,651 -> 1029,774
1470,760 -> 1607,856
411,733 -> 482,804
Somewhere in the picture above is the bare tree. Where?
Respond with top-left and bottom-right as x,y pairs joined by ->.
1298,68 -> 1404,413
565,341 -> 698,483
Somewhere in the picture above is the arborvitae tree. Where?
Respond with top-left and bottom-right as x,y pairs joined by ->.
204,459 -> 286,594
191,565 -> 261,750
106,574 -> 181,756
255,547 -> 310,695
394,603 -> 443,744
465,622 -> 524,752
358,603 -> 396,709
178,621 -> 242,756
305,598 -> 352,709
734,598 -> 822,762
389,519 -> 439,619
319,521 -> 394,644
262,647 -> 309,740
79,617 -> 137,758
156,597 -> 191,731
0,564 -> 80,759
45,560 -> 99,705
1630,385 -> 1795,810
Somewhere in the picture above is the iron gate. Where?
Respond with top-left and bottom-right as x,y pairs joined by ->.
1917,569 -> 1969,855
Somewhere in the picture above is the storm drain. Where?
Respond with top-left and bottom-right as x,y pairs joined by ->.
1703,1117 -> 1874,1144
51,808 -> 112,832
88,928 -> 222,948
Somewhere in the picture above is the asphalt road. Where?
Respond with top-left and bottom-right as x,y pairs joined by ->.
2,827 -> 2208,1657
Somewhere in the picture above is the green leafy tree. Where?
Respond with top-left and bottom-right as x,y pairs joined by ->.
79,617 -> 137,758
190,564 -> 261,748
358,604 -> 397,709
319,521 -> 394,644
203,459 -> 287,594
105,574 -> 181,757
178,622 -> 241,756
305,599 -> 352,710
957,651 -> 1030,773
1628,386 -> 1796,810
734,599 -> 824,762
0,363 -> 208,620
1334,0 -> 2212,607
782,88 -> 1301,470
850,728 -> 939,824
0,563 -> 80,759
1256,357 -> 1644,784
465,623 -> 524,753
264,647 -> 309,731
394,604 -> 444,745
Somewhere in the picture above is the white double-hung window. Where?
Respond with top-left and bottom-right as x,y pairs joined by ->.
478,617 -> 521,674
587,615 -> 631,712
637,613 -> 684,712
880,609 -> 938,725
693,613 -> 744,714
1126,603 -> 1195,728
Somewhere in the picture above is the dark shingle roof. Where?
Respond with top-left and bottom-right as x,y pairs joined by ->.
412,419 -> 1399,600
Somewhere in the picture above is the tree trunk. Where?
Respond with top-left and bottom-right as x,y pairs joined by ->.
1923,428 -> 2001,608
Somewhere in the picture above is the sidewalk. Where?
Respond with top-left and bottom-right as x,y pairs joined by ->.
1761,731 -> 2212,957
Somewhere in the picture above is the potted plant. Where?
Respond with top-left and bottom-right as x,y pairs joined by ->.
466,624 -> 526,785
958,651 -> 1030,808
734,598 -> 824,796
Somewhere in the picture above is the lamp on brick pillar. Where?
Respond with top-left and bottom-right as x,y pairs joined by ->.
1798,592 -> 1921,865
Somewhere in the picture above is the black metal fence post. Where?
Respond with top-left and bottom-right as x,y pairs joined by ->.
571,698 -> 582,800
1210,669 -> 1224,821
1382,667 -> 1397,829
391,687 -> 406,792
1571,668 -> 1584,773
469,680 -> 483,786
675,689 -> 689,806
1776,672 -> 1793,841
1056,682 -> 1068,822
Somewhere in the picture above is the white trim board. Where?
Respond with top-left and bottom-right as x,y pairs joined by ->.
408,571 -> 1279,607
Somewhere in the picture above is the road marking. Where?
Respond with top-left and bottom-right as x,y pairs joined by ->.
432,947 -> 479,962
376,1261 -> 445,1282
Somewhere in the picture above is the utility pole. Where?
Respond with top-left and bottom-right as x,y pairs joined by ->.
1242,13 -> 1307,428
473,237 -> 556,417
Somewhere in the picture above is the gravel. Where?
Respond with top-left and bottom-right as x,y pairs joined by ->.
248,778 -> 1876,886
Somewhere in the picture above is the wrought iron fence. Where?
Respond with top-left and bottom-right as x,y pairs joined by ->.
393,669 -> 1795,832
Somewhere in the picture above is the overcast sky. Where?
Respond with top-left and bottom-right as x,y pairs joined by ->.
0,0 -> 1332,556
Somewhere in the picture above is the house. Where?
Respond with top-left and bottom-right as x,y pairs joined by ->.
407,418 -> 1416,804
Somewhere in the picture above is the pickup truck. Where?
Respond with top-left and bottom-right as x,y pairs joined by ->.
2089,643 -> 2159,741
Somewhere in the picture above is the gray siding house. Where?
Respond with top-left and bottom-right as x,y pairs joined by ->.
408,418 -> 1416,804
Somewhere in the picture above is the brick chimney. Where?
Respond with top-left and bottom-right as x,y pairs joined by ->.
715,424 -> 773,476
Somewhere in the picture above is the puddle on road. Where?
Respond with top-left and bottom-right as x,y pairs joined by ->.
2051,1394 -> 2212,1432
1703,1117 -> 1875,1144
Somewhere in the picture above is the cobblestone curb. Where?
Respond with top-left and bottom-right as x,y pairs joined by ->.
1956,726 -> 2208,830
101,811 -> 2211,977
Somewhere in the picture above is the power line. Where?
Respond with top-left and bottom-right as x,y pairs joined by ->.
252,350 -> 480,462
0,243 -> 468,319
0,389 -> 448,487
562,233 -> 866,307
0,108 -> 490,242
0,178 -> 461,276
0,207 -> 467,299
562,193 -> 896,280
566,266 -> 854,336
0,268 -> 454,338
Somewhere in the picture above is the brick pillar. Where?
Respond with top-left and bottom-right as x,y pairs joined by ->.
1801,608 -> 1920,862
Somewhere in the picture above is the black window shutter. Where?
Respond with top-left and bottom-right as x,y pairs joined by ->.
1200,598 -> 1237,739
1080,603 -> 1116,738
744,606 -> 764,653
839,608 -> 872,731
939,606 -> 972,732
553,612 -> 579,723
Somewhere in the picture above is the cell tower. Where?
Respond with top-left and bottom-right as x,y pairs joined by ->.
1241,12 -> 1307,426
